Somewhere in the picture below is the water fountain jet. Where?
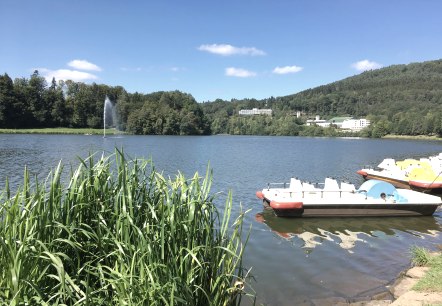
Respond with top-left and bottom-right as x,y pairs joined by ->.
103,96 -> 115,138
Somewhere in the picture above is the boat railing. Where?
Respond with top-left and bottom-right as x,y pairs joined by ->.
277,189 -> 356,198
357,189 -> 368,199
267,181 -> 325,190
267,182 -> 289,189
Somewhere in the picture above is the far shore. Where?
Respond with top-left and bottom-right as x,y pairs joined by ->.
0,128 -> 441,141
0,128 -> 122,135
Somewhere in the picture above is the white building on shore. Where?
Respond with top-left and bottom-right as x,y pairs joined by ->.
306,115 -> 370,131
341,118 -> 371,131
306,115 -> 330,127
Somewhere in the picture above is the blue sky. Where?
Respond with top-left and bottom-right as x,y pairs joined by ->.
1,0 -> 441,102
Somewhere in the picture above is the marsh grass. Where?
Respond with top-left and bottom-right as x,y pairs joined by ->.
410,247 -> 442,293
0,149 -> 251,305
411,246 -> 432,267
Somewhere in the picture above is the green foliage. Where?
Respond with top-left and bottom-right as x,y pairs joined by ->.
410,246 -> 432,267
0,150 -> 251,305
411,248 -> 442,292
126,91 -> 210,135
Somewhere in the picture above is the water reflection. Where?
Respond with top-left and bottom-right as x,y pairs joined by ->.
255,209 -> 441,253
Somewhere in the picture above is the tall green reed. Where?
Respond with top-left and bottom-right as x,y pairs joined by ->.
0,149 -> 252,305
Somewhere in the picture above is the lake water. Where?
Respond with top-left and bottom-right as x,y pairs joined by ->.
1,134 -> 441,305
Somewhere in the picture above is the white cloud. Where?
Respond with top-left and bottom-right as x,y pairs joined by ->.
198,44 -> 266,56
121,67 -> 142,72
225,67 -> 257,78
351,59 -> 382,72
40,68 -> 98,82
272,65 -> 303,74
68,59 -> 102,71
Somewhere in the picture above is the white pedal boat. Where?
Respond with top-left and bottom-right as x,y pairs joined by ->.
256,178 -> 442,217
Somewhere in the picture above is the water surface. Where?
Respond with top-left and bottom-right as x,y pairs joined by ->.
0,134 -> 441,304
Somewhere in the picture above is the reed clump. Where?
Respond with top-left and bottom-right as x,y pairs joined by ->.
0,150 -> 251,305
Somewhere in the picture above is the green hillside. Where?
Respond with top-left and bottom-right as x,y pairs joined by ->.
202,59 -> 442,137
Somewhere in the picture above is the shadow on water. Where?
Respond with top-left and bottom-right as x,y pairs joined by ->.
255,208 -> 442,252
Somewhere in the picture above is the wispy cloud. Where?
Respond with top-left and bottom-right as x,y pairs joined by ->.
198,44 -> 266,56
68,59 -> 102,71
170,66 -> 187,72
37,59 -> 101,82
225,67 -> 256,78
351,59 -> 382,72
40,68 -> 98,82
121,67 -> 142,72
272,65 -> 303,74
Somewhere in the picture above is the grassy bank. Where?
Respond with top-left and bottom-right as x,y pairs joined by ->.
0,150 -> 251,305
0,127 -> 122,135
411,246 -> 442,292
383,134 -> 442,141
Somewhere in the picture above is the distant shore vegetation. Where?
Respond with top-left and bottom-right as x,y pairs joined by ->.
0,128 -> 120,135
1,59 -> 441,138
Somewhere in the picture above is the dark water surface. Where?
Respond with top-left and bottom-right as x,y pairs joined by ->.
1,134 -> 441,305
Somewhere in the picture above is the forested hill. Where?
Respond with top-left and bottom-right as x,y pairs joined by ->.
201,59 -> 442,137
282,59 -> 442,118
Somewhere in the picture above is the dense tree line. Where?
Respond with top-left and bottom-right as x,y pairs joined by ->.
1,59 -> 442,137
0,71 -> 209,135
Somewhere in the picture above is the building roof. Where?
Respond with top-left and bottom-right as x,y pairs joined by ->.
329,117 -> 353,123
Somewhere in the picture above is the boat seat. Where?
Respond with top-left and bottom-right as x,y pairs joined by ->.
289,178 -> 302,191
340,182 -> 356,192
377,158 -> 396,170
324,177 -> 339,190
324,177 -> 340,198
302,182 -> 317,191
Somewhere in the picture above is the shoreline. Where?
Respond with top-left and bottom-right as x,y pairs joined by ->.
0,128 -> 441,141
383,134 -> 442,141
351,251 -> 442,305
0,128 -> 121,135
310,250 -> 442,305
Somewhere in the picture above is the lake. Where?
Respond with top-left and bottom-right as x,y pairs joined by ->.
0,134 -> 441,305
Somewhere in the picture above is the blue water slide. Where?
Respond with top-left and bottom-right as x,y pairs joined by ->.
357,180 -> 402,201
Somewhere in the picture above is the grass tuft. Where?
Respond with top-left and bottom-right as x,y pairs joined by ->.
410,246 -> 431,267
0,149 -> 252,305
410,246 -> 442,293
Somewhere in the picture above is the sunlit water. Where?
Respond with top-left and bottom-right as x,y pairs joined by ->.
0,134 -> 441,304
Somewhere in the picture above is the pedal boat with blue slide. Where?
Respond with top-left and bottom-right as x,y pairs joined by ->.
256,178 -> 441,217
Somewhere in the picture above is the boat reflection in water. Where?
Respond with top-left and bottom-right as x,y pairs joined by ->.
255,209 -> 441,253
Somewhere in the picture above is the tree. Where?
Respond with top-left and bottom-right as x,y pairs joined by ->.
0,73 -> 16,127
371,120 -> 391,138
44,78 -> 68,127
28,70 -> 49,126
12,77 -> 33,128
